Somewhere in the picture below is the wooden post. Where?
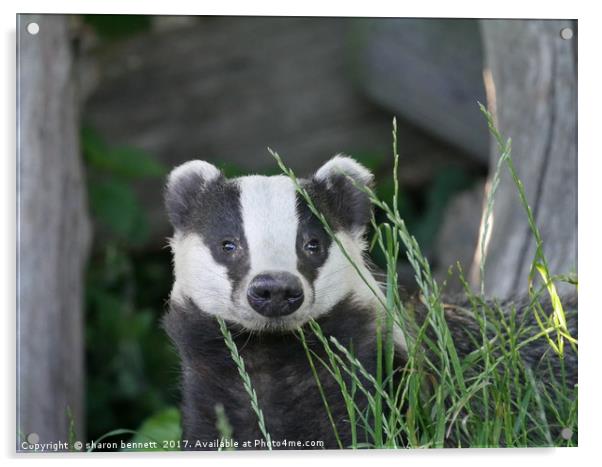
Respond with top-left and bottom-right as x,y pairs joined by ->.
17,14 -> 91,447
473,20 -> 577,299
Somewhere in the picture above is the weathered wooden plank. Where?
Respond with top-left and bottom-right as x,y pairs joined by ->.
85,17 -> 395,174
472,19 -> 577,299
83,17 -> 480,248
349,18 -> 490,162
17,14 -> 91,447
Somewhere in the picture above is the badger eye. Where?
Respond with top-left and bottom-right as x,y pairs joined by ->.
304,239 -> 321,254
222,240 -> 237,253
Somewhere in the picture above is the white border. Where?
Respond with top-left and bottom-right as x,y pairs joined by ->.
2,1 -> 601,466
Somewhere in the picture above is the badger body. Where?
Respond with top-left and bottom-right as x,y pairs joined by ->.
162,156 -> 577,450
164,296 -> 394,449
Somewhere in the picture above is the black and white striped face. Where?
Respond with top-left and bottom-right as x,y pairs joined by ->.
165,156 -> 378,331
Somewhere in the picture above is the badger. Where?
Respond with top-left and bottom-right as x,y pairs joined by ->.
162,156 -> 577,450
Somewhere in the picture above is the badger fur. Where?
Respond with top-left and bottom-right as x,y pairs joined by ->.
162,156 -> 577,450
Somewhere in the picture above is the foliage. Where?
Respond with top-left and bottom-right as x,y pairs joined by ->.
349,150 -> 476,271
83,127 -> 164,244
262,114 -> 578,448
82,128 -> 179,448
477,103 -> 576,356
123,408 -> 182,451
217,317 -> 273,449
83,15 -> 152,40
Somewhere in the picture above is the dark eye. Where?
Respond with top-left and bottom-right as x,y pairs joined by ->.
222,240 -> 237,253
304,239 -> 321,254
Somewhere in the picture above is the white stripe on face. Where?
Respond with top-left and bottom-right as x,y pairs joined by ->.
238,176 -> 299,275
170,232 -> 233,313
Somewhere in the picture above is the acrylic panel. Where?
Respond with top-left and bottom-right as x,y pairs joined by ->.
16,14 -> 578,452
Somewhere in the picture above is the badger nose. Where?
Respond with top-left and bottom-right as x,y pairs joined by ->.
247,272 -> 304,317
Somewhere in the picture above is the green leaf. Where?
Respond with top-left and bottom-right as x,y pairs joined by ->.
105,147 -> 166,178
82,127 -> 166,179
86,147 -> 165,179
88,179 -> 141,239
81,126 -> 108,159
122,408 -> 182,451
83,15 -> 152,40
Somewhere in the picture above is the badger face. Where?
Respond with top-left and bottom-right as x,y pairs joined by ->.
165,156 -> 379,332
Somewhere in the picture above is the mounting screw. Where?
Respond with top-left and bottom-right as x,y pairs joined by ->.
560,27 -> 573,40
561,427 -> 573,440
26,432 -> 39,445
26,22 -> 40,35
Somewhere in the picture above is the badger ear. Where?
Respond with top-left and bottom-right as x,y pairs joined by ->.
311,155 -> 374,233
314,155 -> 374,188
164,160 -> 223,230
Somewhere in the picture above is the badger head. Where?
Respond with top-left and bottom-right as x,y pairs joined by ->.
165,155 -> 380,332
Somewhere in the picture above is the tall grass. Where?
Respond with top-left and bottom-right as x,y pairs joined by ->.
219,110 -> 577,449
217,317 -> 272,449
